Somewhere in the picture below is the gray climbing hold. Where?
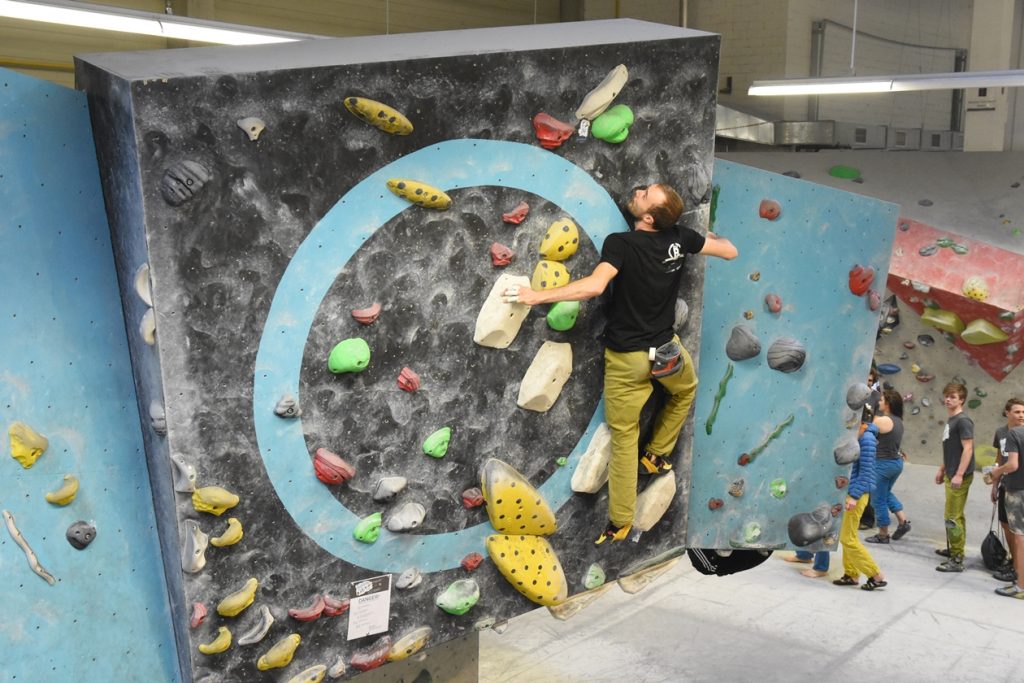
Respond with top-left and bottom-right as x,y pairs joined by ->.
918,199 -> 933,207
787,503 -> 835,547
396,567 -> 422,590
767,337 -> 806,373
160,159 -> 211,206
834,435 -> 859,465
372,476 -> 408,502
845,383 -> 873,411
386,502 -> 425,532
66,520 -> 96,549
919,244 -> 939,257
921,397 -> 932,407
725,324 -> 761,361
150,400 -> 167,436
674,298 -> 689,331
782,170 -> 801,178
274,395 -> 301,418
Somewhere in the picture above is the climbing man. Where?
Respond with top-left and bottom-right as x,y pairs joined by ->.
502,183 -> 738,544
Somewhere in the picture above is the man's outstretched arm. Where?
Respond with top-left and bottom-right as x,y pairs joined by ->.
700,231 -> 738,260
502,262 -> 618,306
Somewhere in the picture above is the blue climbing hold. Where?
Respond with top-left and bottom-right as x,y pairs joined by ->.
876,363 -> 902,375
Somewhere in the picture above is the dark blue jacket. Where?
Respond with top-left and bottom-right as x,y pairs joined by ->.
849,423 -> 878,499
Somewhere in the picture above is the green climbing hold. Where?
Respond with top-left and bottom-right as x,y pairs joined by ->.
976,388 -> 988,397
422,427 -> 452,458
936,237 -> 954,248
951,243 -> 969,255
583,563 -> 606,590
705,362 -> 734,435
743,521 -> 762,543
555,456 -> 568,467
328,338 -> 371,374
1000,311 -> 1015,321
435,579 -> 479,615
354,512 -> 382,543
546,301 -> 580,331
770,478 -> 787,499
968,399 -> 982,409
710,184 -> 721,228
828,165 -> 860,180
591,104 -> 634,143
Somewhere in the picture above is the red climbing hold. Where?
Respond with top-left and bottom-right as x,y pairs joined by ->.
322,594 -> 350,617
288,594 -> 326,622
834,476 -> 849,489
190,602 -> 207,629
502,201 -> 530,224
397,367 -> 421,392
461,487 -> 484,509
737,453 -> 751,466
350,635 -> 392,672
708,498 -> 724,510
351,303 -> 381,325
532,113 -> 574,150
758,199 -> 782,220
490,242 -> 515,267
831,504 -> 843,517
313,447 -> 355,485
848,265 -> 875,296
764,293 -> 782,314
867,289 -> 881,311
461,552 -> 484,572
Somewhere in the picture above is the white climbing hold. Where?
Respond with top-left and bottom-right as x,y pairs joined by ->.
140,308 -> 156,345
133,263 -> 152,306
517,341 -> 573,412
632,472 -> 677,532
474,273 -> 532,349
571,423 -> 612,493
237,117 -> 266,141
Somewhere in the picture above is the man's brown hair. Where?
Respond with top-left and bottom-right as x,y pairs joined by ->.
942,382 -> 967,402
1003,397 -> 1024,417
649,184 -> 685,229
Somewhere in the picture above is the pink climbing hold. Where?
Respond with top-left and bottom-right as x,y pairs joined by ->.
764,293 -> 782,314
835,476 -> 849,489
708,498 -> 724,510
490,242 -> 515,267
461,487 -> 484,509
322,594 -> 350,617
397,367 -> 421,392
758,199 -> 781,220
190,602 -> 207,629
532,113 -> 574,150
313,447 -> 355,485
867,289 -> 881,311
461,552 -> 484,572
288,594 -> 326,622
502,201 -> 529,224
350,635 -> 392,672
351,303 -> 381,325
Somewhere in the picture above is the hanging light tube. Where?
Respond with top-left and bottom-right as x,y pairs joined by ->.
749,69 -> 1024,96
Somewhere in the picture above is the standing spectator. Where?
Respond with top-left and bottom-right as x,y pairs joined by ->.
935,382 -> 975,573
834,421 -> 887,590
990,421 -> 1024,598
865,389 -> 911,543
991,398 -> 1024,583
785,550 -> 829,578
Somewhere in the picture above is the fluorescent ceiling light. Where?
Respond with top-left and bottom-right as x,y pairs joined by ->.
749,69 -> 1024,96
0,0 -> 323,45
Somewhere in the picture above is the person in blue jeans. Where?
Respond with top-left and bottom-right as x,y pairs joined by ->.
865,389 -> 912,543
786,550 -> 829,578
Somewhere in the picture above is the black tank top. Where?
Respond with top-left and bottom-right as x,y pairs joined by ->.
877,415 -> 904,460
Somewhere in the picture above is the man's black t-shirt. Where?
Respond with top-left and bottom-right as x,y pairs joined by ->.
599,226 -> 705,352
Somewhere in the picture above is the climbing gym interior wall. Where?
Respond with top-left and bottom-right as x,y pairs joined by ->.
0,68 -> 180,681
74,19 -> 723,680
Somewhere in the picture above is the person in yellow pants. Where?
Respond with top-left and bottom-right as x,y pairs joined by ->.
834,421 -> 888,590
503,182 -> 738,544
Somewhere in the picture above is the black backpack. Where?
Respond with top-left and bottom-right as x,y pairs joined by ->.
981,502 -> 1008,571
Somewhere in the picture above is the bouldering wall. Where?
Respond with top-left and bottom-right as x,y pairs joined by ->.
686,160 -> 899,551
76,19 -> 721,679
0,68 -> 180,681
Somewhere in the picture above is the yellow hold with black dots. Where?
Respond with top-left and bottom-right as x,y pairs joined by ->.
344,97 -> 413,136
538,218 -> 580,261
198,626 -> 232,654
386,179 -> 451,210
531,260 -> 570,291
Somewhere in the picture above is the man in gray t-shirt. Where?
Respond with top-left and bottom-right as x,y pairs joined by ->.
992,425 -> 1024,598
991,398 -> 1024,583
935,382 -> 974,572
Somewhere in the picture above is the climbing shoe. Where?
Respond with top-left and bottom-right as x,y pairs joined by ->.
935,547 -> 951,558
936,555 -> 965,573
993,568 -> 1017,583
640,452 -> 673,475
865,534 -> 890,544
995,584 -> 1024,599
594,522 -> 631,545
891,520 -> 912,540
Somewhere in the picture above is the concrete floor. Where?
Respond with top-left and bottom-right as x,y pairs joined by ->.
480,462 -> 1024,683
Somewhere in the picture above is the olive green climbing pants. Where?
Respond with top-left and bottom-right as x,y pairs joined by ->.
944,474 -> 973,557
604,337 -> 698,528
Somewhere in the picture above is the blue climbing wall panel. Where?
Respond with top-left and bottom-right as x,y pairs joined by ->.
0,68 -> 180,681
687,159 -> 899,550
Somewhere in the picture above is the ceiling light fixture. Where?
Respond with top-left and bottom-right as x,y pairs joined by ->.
0,0 -> 322,45
749,69 -> 1024,96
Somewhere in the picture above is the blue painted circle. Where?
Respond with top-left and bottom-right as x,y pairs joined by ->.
252,139 -> 626,573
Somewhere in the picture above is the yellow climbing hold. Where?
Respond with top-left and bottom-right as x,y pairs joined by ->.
343,96 -> 413,136
921,307 -> 965,335
386,179 -> 451,210
198,626 -> 232,654
210,517 -> 243,547
44,474 -> 79,506
486,534 -> 568,606
538,218 -> 580,261
192,486 -> 239,516
961,319 -> 1010,345
387,626 -> 432,662
530,260 -> 570,291
480,458 -> 557,536
217,577 -> 258,617
285,664 -> 327,683
9,421 -> 48,468
961,276 -> 989,302
257,633 -> 301,671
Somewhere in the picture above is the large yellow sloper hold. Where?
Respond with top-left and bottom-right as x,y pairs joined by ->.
538,218 -> 579,261
9,421 -> 48,468
531,260 -> 570,291
921,307 -> 964,335
480,458 -> 557,536
386,179 -> 451,210
343,96 -> 413,135
486,534 -> 568,606
192,486 -> 239,516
